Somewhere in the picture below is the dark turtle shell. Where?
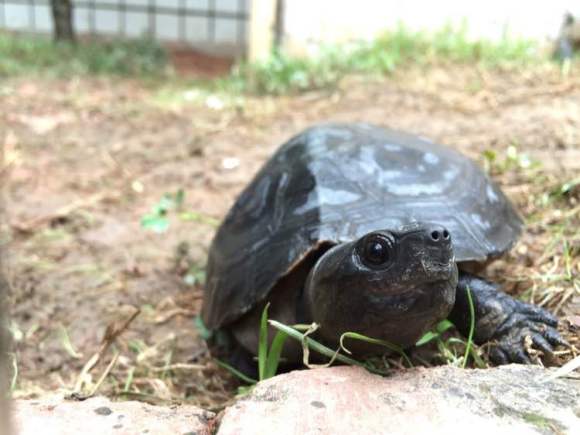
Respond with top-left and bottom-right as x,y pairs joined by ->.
202,123 -> 523,329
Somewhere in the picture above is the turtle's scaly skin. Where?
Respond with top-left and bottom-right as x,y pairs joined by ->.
203,123 -> 522,330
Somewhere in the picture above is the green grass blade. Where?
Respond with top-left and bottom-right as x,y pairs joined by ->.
194,315 -> 212,340
416,319 -> 455,346
469,344 -> 486,368
269,320 -> 362,367
123,367 -> 135,392
269,320 -> 388,375
264,330 -> 290,379
415,331 -> 438,346
178,211 -> 219,227
258,303 -> 270,380
215,359 -> 257,385
462,285 -> 476,368
340,332 -> 413,368
436,319 -> 454,333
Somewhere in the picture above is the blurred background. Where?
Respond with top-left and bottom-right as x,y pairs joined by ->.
0,0 -> 579,412
1,1 -> 580,72
1,1 -> 579,57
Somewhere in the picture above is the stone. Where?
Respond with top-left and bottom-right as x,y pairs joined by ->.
217,365 -> 580,435
11,395 -> 215,435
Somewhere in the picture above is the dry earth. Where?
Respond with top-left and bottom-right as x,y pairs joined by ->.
1,63 -> 579,408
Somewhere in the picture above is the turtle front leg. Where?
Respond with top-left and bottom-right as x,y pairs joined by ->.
449,272 -> 567,365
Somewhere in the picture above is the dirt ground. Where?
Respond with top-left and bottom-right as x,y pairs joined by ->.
1,63 -> 579,408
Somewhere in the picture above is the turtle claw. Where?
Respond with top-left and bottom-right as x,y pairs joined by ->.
450,274 -> 567,366
544,328 -> 569,348
531,334 -> 555,355
512,349 -> 532,365
513,299 -> 559,326
491,344 -> 532,365
489,347 -> 509,365
489,301 -> 567,365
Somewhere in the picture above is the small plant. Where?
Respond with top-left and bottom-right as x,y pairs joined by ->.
482,145 -> 539,175
415,286 -> 483,368
141,190 -> 219,289
140,190 -> 185,233
213,303 -> 291,389
549,178 -> 580,203
257,304 -> 290,381
415,319 -> 455,346
141,189 -> 218,234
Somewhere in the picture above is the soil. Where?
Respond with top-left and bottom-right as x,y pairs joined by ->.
168,47 -> 235,77
1,63 -> 578,408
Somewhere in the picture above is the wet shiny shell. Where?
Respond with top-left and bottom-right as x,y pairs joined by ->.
202,123 -> 523,329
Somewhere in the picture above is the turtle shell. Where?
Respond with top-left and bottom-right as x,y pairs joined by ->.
202,123 -> 523,329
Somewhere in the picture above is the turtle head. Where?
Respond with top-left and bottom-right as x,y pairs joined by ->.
304,223 -> 458,354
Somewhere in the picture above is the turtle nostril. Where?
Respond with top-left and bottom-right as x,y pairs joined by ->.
431,230 -> 440,241
442,230 -> 450,240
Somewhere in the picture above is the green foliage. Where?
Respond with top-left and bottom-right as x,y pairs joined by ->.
215,304 -> 290,386
0,32 -> 168,77
225,48 -> 349,95
482,144 -> 539,175
218,299 -> 483,386
140,190 -> 184,233
215,360 -> 257,385
415,319 -> 454,346
228,24 -> 539,95
416,301 -> 484,369
339,332 -> 412,367
183,265 -> 206,287
258,304 -> 291,380
549,177 -> 580,202
179,211 -> 220,227
194,315 -> 212,341
268,320 -> 385,373
141,190 -> 218,235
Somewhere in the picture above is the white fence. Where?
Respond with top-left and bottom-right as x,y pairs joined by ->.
0,0 -> 249,55
2,1 -> 580,58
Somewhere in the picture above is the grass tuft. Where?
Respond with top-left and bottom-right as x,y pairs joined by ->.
0,32 -> 168,77
0,24 -> 547,94
226,24 -> 540,95
218,304 -> 291,386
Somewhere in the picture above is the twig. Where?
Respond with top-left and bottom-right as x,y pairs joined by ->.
73,307 -> 140,395
12,192 -> 120,233
88,351 -> 120,397
154,308 -> 197,325
542,355 -> 580,383
148,363 -> 206,372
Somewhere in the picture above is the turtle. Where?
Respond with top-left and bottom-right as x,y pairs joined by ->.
201,123 -> 566,373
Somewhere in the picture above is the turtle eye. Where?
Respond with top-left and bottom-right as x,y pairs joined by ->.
361,235 -> 393,267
